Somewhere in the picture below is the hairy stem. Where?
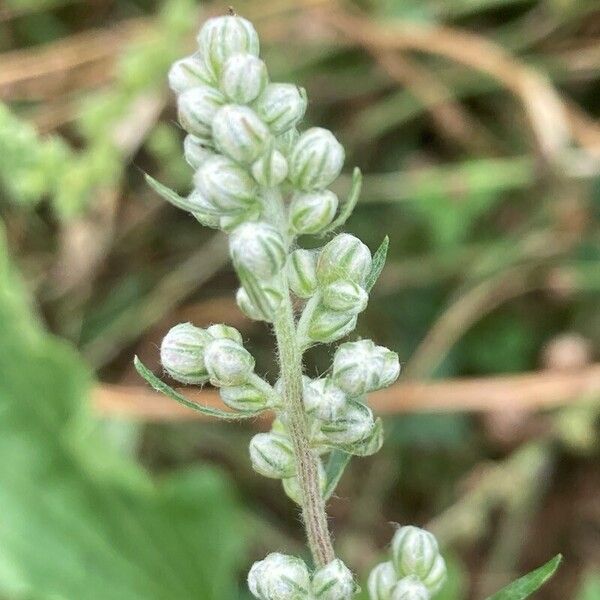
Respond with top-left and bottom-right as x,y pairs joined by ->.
274,279 -> 335,568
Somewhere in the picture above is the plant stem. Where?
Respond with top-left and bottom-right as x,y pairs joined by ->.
273,281 -> 335,568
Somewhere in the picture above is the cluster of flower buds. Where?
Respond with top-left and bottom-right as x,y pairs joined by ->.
248,553 -> 356,600
368,526 -> 447,600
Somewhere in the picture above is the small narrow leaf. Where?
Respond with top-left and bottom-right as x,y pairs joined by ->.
486,554 -> 563,600
365,236 -> 389,292
323,450 -> 351,500
144,173 -> 198,212
134,356 -> 255,421
321,167 -> 362,235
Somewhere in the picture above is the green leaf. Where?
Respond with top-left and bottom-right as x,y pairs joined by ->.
321,167 -> 362,235
134,356 -> 255,421
0,224 -> 245,599
323,450 -> 351,501
144,172 -> 197,212
365,236 -> 389,292
486,555 -> 563,600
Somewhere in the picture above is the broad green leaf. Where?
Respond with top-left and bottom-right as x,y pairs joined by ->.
323,450 -> 351,501
486,554 -> 562,600
0,225 -> 245,599
365,236 -> 389,292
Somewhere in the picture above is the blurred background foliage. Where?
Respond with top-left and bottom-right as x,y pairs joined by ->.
0,0 -> 598,598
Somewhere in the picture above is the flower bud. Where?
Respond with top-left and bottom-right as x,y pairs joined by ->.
307,306 -> 357,344
183,134 -> 215,169
254,83 -> 307,135
391,577 -> 430,600
320,400 -> 375,445
251,149 -> 288,187
275,128 -> 300,156
322,280 -> 368,315
198,15 -> 259,77
282,459 -> 326,504
312,559 -> 355,600
220,382 -> 270,413
288,127 -> 345,191
194,155 -> 257,214
248,553 -> 311,600
236,286 -> 272,322
168,53 -> 215,94
249,432 -> 295,479
204,338 -> 255,386
206,323 -> 243,344
286,249 -> 318,299
332,340 -> 400,397
177,86 -> 225,137
160,323 -> 211,384
212,104 -> 271,164
392,526 -> 446,594
289,190 -> 338,234
220,53 -> 268,103
219,204 -> 261,232
303,377 -> 347,421
316,234 -> 372,287
368,562 -> 398,600
230,222 -> 286,280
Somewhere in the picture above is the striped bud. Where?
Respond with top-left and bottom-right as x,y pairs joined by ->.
392,526 -> 446,594
391,577 -> 430,600
204,338 -> 255,386
282,459 -> 326,504
168,53 -> 215,94
287,249 -> 318,299
178,86 -> 225,137
248,553 -> 311,600
220,381 -> 270,413
320,400 -> 375,445
332,340 -> 400,397
230,222 -> 286,280
194,155 -> 257,214
289,127 -> 345,191
183,134 -> 215,169
221,53 -> 268,103
212,104 -> 271,164
303,377 -> 347,421
251,149 -> 288,187
249,432 -> 295,479
322,280 -> 368,315
160,323 -> 211,384
275,128 -> 300,157
206,324 -> 243,344
255,83 -> 307,135
307,307 -> 357,344
316,234 -> 372,287
312,559 -> 355,600
289,190 -> 338,234
198,15 -> 259,77
368,562 -> 398,600
237,286 -> 267,322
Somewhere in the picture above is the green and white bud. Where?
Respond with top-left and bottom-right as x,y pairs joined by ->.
307,306 -> 357,344
183,134 -> 215,169
368,562 -> 398,600
248,553 -> 311,600
320,400 -> 375,445
198,15 -> 259,77
391,577 -> 430,600
287,249 -> 318,299
322,280 -> 368,315
332,340 -> 400,397
289,190 -> 338,235
282,459 -> 326,504
206,323 -> 244,344
212,104 -> 271,164
275,128 -> 300,157
249,432 -> 296,479
312,559 -> 355,600
392,526 -> 446,594
289,127 -> 345,191
221,53 -> 268,103
316,233 -> 372,287
178,86 -> 225,137
160,323 -> 211,385
220,381 -> 270,413
255,83 -> 307,134
251,149 -> 288,187
303,377 -> 347,421
168,53 -> 215,94
204,337 -> 255,386
194,155 -> 257,214
230,222 -> 286,280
